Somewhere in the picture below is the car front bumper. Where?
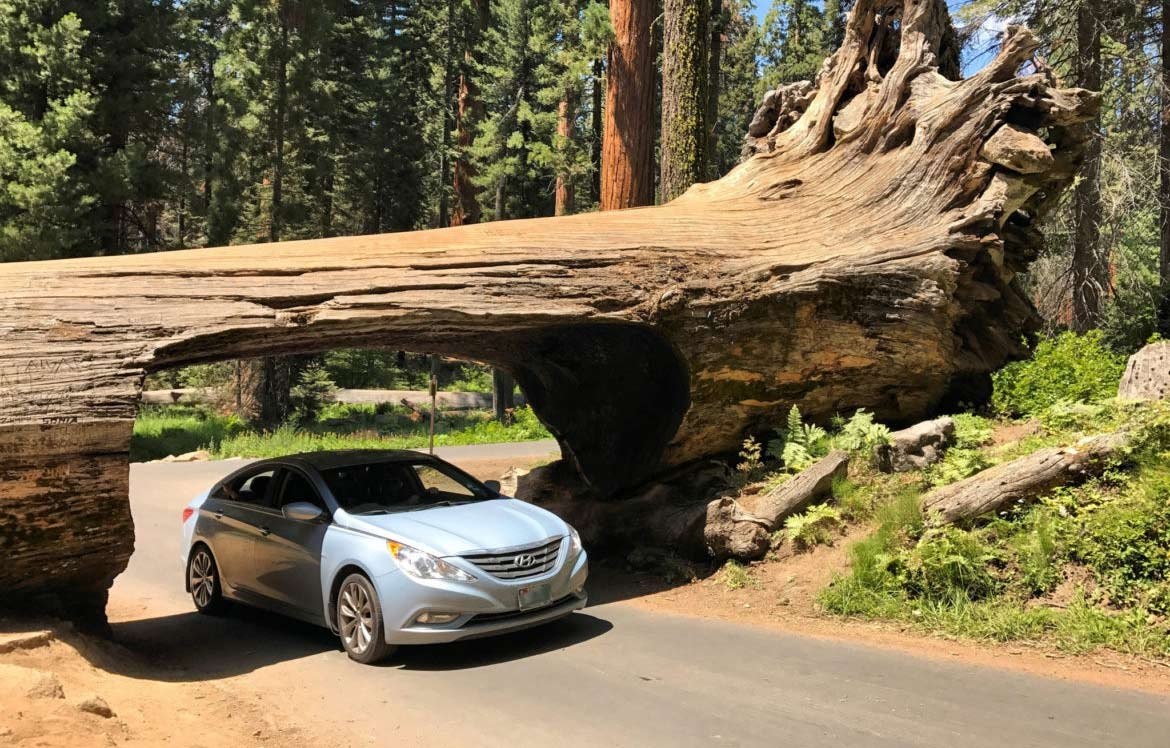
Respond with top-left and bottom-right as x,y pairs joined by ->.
375,549 -> 589,645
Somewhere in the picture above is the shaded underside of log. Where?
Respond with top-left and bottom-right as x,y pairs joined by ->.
921,432 -> 1128,524
0,0 -> 1098,612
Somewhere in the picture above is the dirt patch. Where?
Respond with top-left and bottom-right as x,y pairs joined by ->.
455,454 -> 553,484
0,620 -> 334,747
992,418 -> 1041,446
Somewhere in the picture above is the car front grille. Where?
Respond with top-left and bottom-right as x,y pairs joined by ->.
462,537 -> 563,580
467,595 -> 576,625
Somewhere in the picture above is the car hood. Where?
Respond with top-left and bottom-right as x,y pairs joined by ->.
339,499 -> 567,557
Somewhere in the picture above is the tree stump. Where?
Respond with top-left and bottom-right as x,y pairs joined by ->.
0,0 -> 1098,619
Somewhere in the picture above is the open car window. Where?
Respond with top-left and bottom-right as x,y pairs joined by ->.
322,460 -> 493,515
214,468 -> 277,505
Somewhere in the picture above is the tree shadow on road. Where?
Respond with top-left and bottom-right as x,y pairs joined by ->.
82,603 -> 611,681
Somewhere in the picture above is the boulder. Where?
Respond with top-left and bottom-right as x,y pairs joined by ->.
76,695 -> 116,719
1118,341 -> 1170,401
874,416 -> 955,473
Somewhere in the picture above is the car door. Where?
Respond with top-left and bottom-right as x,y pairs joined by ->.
250,467 -> 329,623
204,467 -> 277,595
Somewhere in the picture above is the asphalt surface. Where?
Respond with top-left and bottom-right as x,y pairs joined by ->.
110,451 -> 1170,747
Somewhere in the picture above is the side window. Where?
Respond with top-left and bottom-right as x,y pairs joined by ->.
413,464 -> 475,500
218,469 -> 277,505
277,470 -> 326,512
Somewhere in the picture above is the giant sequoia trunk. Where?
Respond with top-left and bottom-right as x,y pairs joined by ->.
0,0 -> 1096,621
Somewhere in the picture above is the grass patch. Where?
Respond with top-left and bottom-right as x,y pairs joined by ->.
720,560 -> 755,591
132,403 -> 551,461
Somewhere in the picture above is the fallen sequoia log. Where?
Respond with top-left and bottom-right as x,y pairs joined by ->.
920,432 -> 1128,525
0,0 -> 1098,621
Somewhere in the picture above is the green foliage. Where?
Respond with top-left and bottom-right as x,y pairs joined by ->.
992,332 -> 1127,418
1006,510 -> 1063,596
737,435 -> 763,473
289,364 -> 337,425
720,560 -> 754,590
831,409 -> 892,454
131,406 -> 247,461
924,448 -> 993,488
904,527 -> 1000,602
782,505 -> 843,552
950,413 -> 994,449
711,0 -> 761,177
766,405 -> 828,471
759,0 -> 827,92
1070,466 -> 1170,614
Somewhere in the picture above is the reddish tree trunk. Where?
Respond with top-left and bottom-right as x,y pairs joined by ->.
555,94 -> 576,215
600,0 -> 657,210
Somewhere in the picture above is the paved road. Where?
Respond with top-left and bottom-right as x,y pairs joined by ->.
111,458 -> 1170,747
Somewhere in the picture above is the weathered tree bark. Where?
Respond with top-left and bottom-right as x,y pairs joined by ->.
600,0 -> 657,209
0,1 -> 1097,618
875,416 -> 955,473
1070,1 -> 1106,331
921,433 -> 1127,525
1118,341 -> 1170,401
1159,0 -> 1170,337
661,0 -> 710,201
555,93 -> 576,216
738,451 -> 849,531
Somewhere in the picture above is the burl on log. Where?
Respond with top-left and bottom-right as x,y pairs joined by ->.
0,0 -> 1096,620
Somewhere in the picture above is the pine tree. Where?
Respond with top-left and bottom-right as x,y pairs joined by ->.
711,0 -> 760,177
759,0 -> 826,92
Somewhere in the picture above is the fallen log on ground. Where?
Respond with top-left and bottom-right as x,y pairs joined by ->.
920,432 -> 1129,525
875,416 -> 955,473
738,451 -> 850,531
0,0 -> 1098,620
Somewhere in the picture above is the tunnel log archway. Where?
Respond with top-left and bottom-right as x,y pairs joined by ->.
0,1 -> 1098,619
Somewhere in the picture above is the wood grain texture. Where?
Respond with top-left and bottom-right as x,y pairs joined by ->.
0,1 -> 1097,614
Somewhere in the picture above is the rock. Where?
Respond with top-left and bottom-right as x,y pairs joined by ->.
1118,341 -> 1170,401
874,416 -> 955,473
170,450 -> 211,463
0,629 -> 54,654
77,695 -> 116,719
498,466 -> 531,498
980,124 -> 1056,174
0,664 -> 65,700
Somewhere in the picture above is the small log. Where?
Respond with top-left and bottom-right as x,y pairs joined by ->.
874,416 -> 955,473
921,432 -> 1128,524
738,451 -> 850,531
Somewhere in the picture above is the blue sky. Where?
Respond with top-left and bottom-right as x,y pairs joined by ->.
749,1 -> 1006,76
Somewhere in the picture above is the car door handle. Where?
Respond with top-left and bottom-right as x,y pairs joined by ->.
258,526 -> 271,537
214,511 -> 224,520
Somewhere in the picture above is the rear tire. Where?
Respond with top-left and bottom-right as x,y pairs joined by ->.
337,573 -> 395,664
188,545 -> 227,615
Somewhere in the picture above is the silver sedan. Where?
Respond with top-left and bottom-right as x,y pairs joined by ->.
181,450 -> 588,664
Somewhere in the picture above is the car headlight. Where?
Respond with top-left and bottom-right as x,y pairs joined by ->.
387,541 -> 476,582
568,526 -> 583,556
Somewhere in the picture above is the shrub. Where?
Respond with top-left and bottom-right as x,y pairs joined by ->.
991,331 -> 1126,417
737,436 -> 762,473
832,409 -> 892,454
904,527 -> 1000,602
950,413 -> 993,449
1007,509 -> 1063,596
783,505 -> 843,551
721,560 -> 754,590
924,447 -> 992,488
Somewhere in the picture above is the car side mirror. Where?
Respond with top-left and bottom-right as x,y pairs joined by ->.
484,480 -> 501,495
283,501 -> 326,523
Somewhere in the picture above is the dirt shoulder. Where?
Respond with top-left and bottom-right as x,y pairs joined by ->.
0,620 -> 333,747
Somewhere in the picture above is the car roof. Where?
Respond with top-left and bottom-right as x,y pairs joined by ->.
270,449 -> 438,472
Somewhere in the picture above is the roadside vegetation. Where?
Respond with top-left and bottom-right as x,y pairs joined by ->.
132,402 -> 551,461
134,352 -> 544,461
652,333 -> 1170,660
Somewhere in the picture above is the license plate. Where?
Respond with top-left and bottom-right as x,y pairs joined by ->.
517,583 -> 552,610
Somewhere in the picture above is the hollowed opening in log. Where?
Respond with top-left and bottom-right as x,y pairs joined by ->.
145,320 -> 691,495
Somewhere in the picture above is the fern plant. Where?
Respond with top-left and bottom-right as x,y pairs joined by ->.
833,409 -> 892,453
783,505 -> 843,551
767,405 -> 829,472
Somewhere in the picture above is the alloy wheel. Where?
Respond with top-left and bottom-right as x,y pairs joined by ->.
339,581 -> 374,655
190,550 -> 215,608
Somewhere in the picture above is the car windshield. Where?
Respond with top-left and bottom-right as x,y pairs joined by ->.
321,459 -> 495,515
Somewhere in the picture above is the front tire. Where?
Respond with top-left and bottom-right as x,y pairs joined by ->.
188,545 -> 227,615
337,573 -> 395,664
